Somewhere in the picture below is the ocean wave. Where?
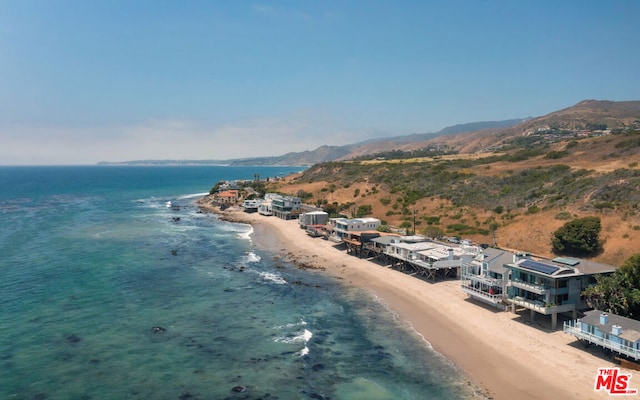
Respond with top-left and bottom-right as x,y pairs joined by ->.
216,221 -> 253,241
258,271 -> 286,285
273,319 -> 312,356
273,319 -> 307,330
178,192 -> 209,200
274,329 -> 313,345
237,225 -> 253,241
244,251 -> 261,263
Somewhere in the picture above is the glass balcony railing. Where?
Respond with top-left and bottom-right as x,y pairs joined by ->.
509,278 -> 550,294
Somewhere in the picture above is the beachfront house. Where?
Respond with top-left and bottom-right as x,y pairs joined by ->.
366,235 -> 401,260
506,256 -> 615,330
215,190 -> 239,205
298,211 -> 329,229
271,195 -> 301,220
258,200 -> 272,216
415,243 -> 477,280
329,217 -> 382,241
384,235 -> 435,262
461,247 -> 514,308
258,193 -> 281,216
378,236 -> 476,280
242,199 -> 262,213
564,310 -> 640,360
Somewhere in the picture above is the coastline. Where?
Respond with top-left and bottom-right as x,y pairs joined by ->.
199,198 -> 616,400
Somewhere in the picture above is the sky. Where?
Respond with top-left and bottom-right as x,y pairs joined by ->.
1,1 -> 639,165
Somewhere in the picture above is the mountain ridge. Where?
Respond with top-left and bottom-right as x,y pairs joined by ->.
98,100 -> 640,166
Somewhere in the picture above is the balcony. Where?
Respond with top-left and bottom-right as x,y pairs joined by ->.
461,283 -> 503,304
510,296 -> 575,314
509,279 -> 550,295
564,321 -> 640,360
462,273 -> 502,287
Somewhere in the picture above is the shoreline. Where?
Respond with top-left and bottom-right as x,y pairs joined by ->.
199,198 -> 616,399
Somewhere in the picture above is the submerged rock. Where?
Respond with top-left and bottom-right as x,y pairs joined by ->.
66,334 -> 81,344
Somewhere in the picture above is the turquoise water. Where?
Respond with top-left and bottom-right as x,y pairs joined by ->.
0,166 -> 479,399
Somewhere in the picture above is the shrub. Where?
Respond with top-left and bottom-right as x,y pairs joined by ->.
422,226 -> 444,238
551,216 -> 601,256
544,150 -> 568,159
377,225 -> 392,233
525,205 -> 540,215
594,202 -> 615,210
555,211 -> 572,220
566,140 -> 579,149
356,204 -> 373,217
423,216 -> 441,225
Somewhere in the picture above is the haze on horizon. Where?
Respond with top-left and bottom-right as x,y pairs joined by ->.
1,1 -> 639,165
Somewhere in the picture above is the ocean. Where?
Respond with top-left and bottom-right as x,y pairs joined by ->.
0,166 -> 480,400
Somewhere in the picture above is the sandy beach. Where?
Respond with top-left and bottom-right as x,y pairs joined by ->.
200,200 -> 622,399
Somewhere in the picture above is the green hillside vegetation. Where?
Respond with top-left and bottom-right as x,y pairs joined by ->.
270,129 -> 640,265
583,254 -> 640,319
295,130 -> 640,215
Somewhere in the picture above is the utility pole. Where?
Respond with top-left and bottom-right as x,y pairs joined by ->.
413,209 -> 417,235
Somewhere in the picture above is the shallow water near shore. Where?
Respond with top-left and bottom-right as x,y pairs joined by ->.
0,166 -> 481,399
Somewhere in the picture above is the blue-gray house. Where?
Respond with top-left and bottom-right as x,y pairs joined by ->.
564,310 -> 640,360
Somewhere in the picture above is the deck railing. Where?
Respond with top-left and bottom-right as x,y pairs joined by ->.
509,278 -> 549,294
510,296 -> 575,314
564,321 -> 640,360
461,284 -> 503,303
461,273 -> 502,287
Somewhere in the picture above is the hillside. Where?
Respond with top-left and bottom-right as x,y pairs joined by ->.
428,100 -> 640,154
266,129 -> 640,267
98,119 -> 526,166
100,100 -> 640,167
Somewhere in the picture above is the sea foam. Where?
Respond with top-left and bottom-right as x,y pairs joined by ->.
259,271 -> 286,285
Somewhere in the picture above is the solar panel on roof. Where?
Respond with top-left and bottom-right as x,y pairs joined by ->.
519,259 -> 560,275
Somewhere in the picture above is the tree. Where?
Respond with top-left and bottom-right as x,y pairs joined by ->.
619,253 -> 640,286
400,221 -> 412,234
356,204 -> 373,217
583,253 -> 640,319
551,216 -> 601,256
422,225 -> 444,239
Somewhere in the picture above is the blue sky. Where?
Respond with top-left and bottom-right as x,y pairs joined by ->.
1,1 -> 638,164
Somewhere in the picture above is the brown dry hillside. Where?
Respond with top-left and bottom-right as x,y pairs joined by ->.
267,131 -> 640,267
336,100 -> 640,160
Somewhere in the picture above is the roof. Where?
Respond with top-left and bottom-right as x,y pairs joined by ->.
508,256 -> 615,278
480,247 -> 509,263
419,247 -> 456,260
397,235 -> 429,243
433,259 -> 462,268
370,235 -> 401,245
218,190 -> 239,197
580,310 -> 640,342
334,217 -> 381,225
390,241 -> 436,251
477,248 -> 513,273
